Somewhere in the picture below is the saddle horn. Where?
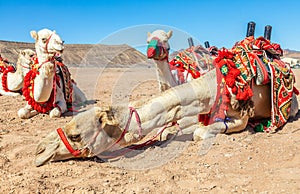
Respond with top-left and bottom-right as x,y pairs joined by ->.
246,21 -> 256,37
188,37 -> 194,47
264,25 -> 272,40
204,41 -> 210,48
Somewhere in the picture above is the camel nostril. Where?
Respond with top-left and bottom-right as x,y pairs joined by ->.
147,47 -> 156,58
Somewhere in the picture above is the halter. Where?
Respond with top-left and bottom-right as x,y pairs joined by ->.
57,106 -> 180,158
44,33 -> 53,54
147,37 -> 170,61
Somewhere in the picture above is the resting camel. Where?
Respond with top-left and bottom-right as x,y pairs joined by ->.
35,30 -> 299,166
0,49 -> 35,96
147,30 -> 214,91
18,29 -> 87,119
35,66 -> 299,166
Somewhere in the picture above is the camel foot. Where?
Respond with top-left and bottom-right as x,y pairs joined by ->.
18,108 -> 38,119
193,127 -> 215,141
49,107 -> 61,118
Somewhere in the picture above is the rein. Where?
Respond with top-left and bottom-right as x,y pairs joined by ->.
57,106 -> 180,158
44,33 -> 53,54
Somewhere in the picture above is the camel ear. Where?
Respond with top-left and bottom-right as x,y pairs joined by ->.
53,30 -> 56,34
166,30 -> 173,39
147,32 -> 151,37
30,31 -> 38,40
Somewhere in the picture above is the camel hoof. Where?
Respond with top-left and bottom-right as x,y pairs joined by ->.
18,108 -> 30,119
49,108 -> 61,118
193,128 -> 211,141
193,133 -> 203,142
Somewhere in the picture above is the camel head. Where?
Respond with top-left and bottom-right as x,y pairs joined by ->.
34,107 -> 132,166
30,29 -> 64,56
147,30 -> 172,60
17,49 -> 35,75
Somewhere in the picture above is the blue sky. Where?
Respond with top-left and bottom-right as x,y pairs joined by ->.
1,0 -> 300,52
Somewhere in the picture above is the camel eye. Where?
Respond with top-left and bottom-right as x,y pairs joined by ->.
41,38 -> 47,43
69,134 -> 81,142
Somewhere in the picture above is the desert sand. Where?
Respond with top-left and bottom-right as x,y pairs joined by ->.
0,67 -> 299,193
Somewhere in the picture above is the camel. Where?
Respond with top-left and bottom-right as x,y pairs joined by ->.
147,30 -> 177,91
0,49 -> 35,96
18,29 -> 87,119
147,30 -> 214,91
35,29 -> 299,166
35,64 -> 299,166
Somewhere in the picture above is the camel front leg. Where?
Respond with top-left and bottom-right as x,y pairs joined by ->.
49,83 -> 67,118
193,115 -> 249,140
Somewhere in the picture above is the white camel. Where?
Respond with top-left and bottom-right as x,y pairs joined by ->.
146,30 -> 178,91
18,29 -> 87,119
0,49 -> 35,96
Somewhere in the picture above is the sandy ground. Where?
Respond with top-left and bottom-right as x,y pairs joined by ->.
0,67 -> 300,193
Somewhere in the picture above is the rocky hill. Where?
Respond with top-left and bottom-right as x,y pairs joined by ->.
283,49 -> 300,59
0,40 -> 148,67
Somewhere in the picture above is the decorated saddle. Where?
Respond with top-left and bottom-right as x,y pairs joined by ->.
22,57 -> 73,113
210,36 -> 298,132
169,45 -> 215,83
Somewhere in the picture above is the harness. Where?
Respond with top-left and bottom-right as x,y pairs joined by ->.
22,57 -> 73,113
57,106 -> 181,158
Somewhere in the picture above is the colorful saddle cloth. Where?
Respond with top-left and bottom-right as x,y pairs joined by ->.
169,45 -> 215,83
213,36 -> 297,131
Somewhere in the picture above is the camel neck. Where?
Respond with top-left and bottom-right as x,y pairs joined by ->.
115,69 -> 217,137
155,59 -> 178,91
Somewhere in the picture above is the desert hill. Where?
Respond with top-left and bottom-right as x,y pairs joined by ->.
0,40 -> 148,67
283,49 -> 300,59
1,40 -> 300,67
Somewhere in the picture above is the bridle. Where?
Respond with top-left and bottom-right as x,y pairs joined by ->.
147,37 -> 170,61
57,106 -> 180,158
44,33 -> 53,54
